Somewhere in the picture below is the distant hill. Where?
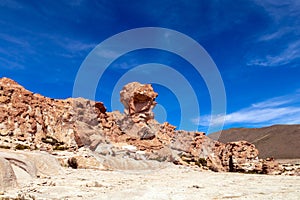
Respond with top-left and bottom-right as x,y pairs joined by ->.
208,125 -> 300,159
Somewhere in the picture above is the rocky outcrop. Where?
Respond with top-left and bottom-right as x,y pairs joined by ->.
218,141 -> 260,172
0,78 -> 285,175
261,158 -> 282,175
0,78 -> 75,151
111,82 -> 282,174
280,161 -> 300,176
0,78 -> 108,151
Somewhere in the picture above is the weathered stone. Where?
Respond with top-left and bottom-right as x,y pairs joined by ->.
0,157 -> 17,191
68,155 -> 106,170
120,82 -> 157,122
261,158 -> 282,175
0,78 -> 287,176
0,78 -> 107,151
0,149 -> 62,191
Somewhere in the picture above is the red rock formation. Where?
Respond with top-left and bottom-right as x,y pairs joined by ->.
0,77 -> 106,151
120,82 -> 157,123
0,78 -> 284,175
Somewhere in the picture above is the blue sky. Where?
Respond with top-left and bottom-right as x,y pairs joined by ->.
1,0 -> 300,133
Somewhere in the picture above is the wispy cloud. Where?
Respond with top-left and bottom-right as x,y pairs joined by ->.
258,28 -> 292,42
255,0 -> 300,21
193,91 -> 300,127
96,49 -> 120,59
247,40 -> 300,67
34,33 -> 97,56
0,57 -> 24,70
63,40 -> 96,52
192,114 -> 225,127
0,33 -> 29,47
248,0 -> 300,67
47,35 -> 96,53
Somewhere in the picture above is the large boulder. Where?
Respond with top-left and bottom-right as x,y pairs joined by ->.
0,157 -> 17,191
218,141 -> 261,173
0,150 -> 62,191
120,82 -> 158,123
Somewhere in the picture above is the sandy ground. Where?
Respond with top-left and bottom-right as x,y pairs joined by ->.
2,164 -> 300,200
277,159 -> 300,165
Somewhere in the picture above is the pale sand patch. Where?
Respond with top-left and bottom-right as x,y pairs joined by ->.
2,164 -> 300,200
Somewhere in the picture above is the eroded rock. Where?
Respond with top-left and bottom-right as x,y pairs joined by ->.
0,150 -> 62,191
0,157 -> 17,191
0,78 -> 287,175
120,82 -> 158,123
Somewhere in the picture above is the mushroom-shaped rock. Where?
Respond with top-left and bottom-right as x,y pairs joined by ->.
120,82 -> 158,123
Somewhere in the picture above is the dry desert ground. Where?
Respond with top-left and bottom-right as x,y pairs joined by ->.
2,163 -> 300,200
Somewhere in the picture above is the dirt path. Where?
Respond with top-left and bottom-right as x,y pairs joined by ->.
2,164 -> 300,200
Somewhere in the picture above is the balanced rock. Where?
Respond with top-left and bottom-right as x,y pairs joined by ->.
120,82 -> 158,123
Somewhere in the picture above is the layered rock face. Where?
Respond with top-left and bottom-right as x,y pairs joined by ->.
0,78 -> 109,151
0,77 -> 283,177
0,78 -> 74,151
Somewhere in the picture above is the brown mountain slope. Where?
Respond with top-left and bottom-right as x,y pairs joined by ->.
209,125 -> 300,159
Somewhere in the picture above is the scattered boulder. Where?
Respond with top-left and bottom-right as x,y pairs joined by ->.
261,158 -> 282,175
219,141 -> 260,173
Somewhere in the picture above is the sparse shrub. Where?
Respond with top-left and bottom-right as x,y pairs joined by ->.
0,145 -> 11,149
15,144 -> 30,150
68,157 -> 78,169
54,145 -> 67,151
196,158 -> 207,167
41,136 -> 60,145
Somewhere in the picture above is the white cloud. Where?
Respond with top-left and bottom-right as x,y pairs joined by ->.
248,0 -> 300,67
258,28 -> 292,42
193,92 -> 300,127
0,57 -> 24,69
247,40 -> 300,67
96,49 -> 120,59
255,0 -> 300,21
54,37 -> 96,52
192,114 -> 226,127
39,33 -> 96,53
